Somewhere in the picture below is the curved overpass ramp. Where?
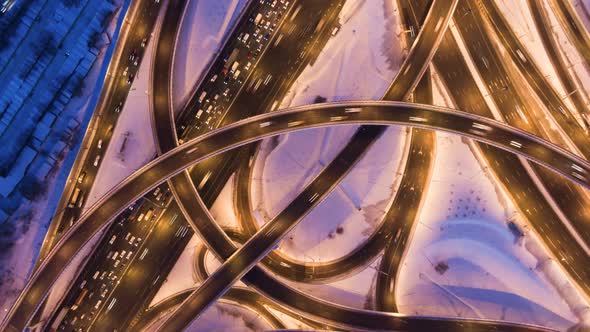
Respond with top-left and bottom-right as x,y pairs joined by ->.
4,101 -> 584,331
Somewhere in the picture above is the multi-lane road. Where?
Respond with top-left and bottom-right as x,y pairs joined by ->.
4,100 -> 588,331
37,0 -> 163,265
5,0 -> 590,330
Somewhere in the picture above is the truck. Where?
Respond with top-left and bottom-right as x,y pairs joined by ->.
254,13 -> 263,25
223,48 -> 239,74
198,91 -> 207,103
68,188 -> 81,208
230,61 -> 240,73
71,289 -> 88,311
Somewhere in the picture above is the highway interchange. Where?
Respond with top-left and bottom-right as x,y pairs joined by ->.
3,0 -> 590,331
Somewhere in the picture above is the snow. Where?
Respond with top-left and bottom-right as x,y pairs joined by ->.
149,234 -> 201,306
0,0 -> 130,321
540,1 -> 590,113
395,74 -> 579,330
278,258 -> 381,310
146,302 -> 270,332
209,174 -> 240,230
172,0 -> 248,112
251,0 -> 404,262
84,33 -> 157,208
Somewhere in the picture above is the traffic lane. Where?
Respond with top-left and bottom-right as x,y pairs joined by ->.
383,0 -> 457,100
427,0 -> 590,293
91,202 -> 192,330
547,0 -> 590,67
233,0 -> 451,282
46,0 -> 164,254
159,123 -> 384,330
528,0 -> 590,119
134,287 -> 289,331
152,0 -> 187,153
53,199 -> 162,330
177,0 -> 297,138
6,101 -> 589,331
377,73 -> 434,312
453,0 -> 590,276
479,0 -> 590,158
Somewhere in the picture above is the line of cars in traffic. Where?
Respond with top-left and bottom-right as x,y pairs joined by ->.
51,186 -> 171,331
63,35 -> 151,231
177,0 -> 292,141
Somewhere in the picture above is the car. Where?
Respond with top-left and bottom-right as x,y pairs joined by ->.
133,55 -> 140,66
127,73 -> 134,85
129,49 -> 137,62
97,139 -> 103,149
77,171 -> 86,184
93,154 -> 101,167
114,101 -> 123,113
141,37 -> 148,48
210,74 -> 218,82
331,26 -> 340,36
122,66 -> 129,77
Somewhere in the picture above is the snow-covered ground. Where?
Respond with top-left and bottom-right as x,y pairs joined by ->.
395,74 -> 579,330
493,0 -> 588,142
251,0 -> 402,262
150,234 -> 202,306
0,0 -> 130,319
171,0 -> 248,112
146,301 -> 270,332
84,33 -> 158,207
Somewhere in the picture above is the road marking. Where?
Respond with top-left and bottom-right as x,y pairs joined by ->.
197,171 -> 212,190
330,116 -> 347,121
516,49 -> 527,62
472,122 -> 492,131
409,116 -> 427,122
509,140 -> 522,148
185,146 -> 199,155
287,120 -> 304,127
402,63 -> 412,75
308,192 -> 319,203
434,17 -> 444,32
572,163 -> 585,173
344,107 -> 362,113
139,248 -> 149,261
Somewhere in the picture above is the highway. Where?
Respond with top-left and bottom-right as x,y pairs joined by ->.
3,100 -> 585,332
528,0 -> 590,126
36,0 -> 164,265
4,0 -> 589,330
159,0 -> 449,325
399,0 -> 590,305
453,0 -> 590,300
230,0 -> 443,294
180,0 -> 453,285
547,0 -> 590,68
85,0 -> 348,329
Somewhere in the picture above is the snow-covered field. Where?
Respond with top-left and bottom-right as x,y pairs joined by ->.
395,75 -> 580,330
251,0 -> 402,262
0,0 -> 130,319
85,33 -> 157,207
171,0 -> 248,112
